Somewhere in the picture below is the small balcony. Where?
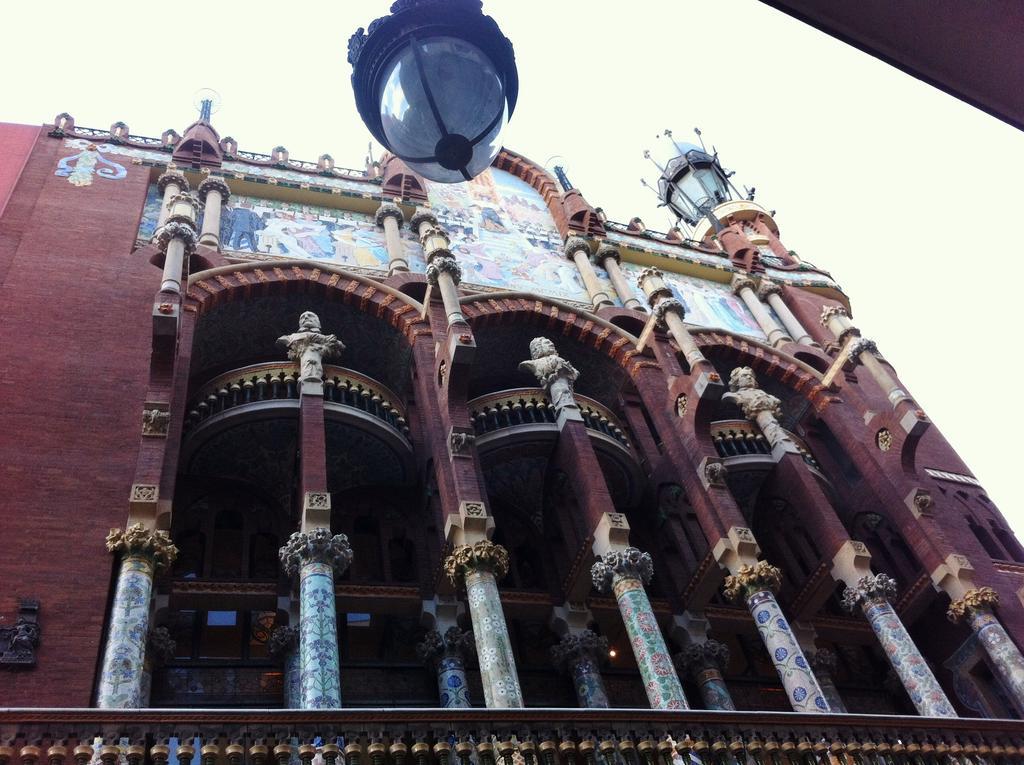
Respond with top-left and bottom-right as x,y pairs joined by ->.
711,419 -> 821,471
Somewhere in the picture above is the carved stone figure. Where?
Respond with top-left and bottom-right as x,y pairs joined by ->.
277,311 -> 345,382
722,367 -> 791,449
519,337 -> 579,413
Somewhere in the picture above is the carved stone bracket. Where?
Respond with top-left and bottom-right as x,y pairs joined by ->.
443,540 -> 510,584
723,560 -> 783,602
841,573 -> 899,611
675,639 -> 730,676
591,547 -> 654,593
948,586 -> 1000,623
106,523 -> 178,570
0,599 -> 40,668
704,460 -> 729,488
416,626 -> 475,666
550,629 -> 609,670
278,528 -> 354,577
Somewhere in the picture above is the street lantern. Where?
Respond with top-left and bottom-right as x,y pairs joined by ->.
348,0 -> 519,183
657,143 -> 733,227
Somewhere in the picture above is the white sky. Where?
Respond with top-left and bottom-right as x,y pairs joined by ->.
3,1 -> 1022,533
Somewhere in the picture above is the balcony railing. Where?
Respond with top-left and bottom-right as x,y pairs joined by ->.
469,389 -> 631,449
2,709 -> 1023,765
184,363 -> 410,438
711,420 -> 820,470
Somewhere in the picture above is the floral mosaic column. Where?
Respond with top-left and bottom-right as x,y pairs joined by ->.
949,587 -> 1024,714
268,625 -> 302,708
809,649 -> 848,713
674,640 -> 736,711
842,574 -> 956,717
551,630 -> 611,708
97,524 -> 178,709
592,548 -> 689,709
279,528 -> 353,709
444,540 -> 524,707
724,561 -> 830,713
416,626 -> 475,707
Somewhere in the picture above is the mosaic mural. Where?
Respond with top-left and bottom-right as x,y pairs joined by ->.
56,143 -> 127,186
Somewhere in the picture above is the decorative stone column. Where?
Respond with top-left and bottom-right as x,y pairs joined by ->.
723,561 -> 830,713
842,574 -> 956,717
519,336 -> 580,426
674,640 -> 736,711
948,587 -> 1024,713
592,548 -> 689,709
444,540 -> 524,707
268,625 -> 302,709
594,243 -> 643,310
154,194 -> 199,295
196,177 -> 230,248
277,311 -> 345,394
808,649 -> 847,713
279,528 -> 353,709
551,630 -> 611,708
412,208 -> 466,326
155,170 -> 189,228
97,524 -> 178,709
758,280 -> 817,346
731,273 -> 792,346
140,626 -> 175,707
565,237 -> 613,310
375,202 -> 408,273
416,626 -> 475,708
636,267 -> 709,370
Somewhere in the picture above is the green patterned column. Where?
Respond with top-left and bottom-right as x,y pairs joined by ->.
268,625 -> 302,708
279,528 -> 353,709
97,524 -> 178,709
674,640 -> 736,711
843,574 -> 956,717
949,587 -> 1024,715
444,540 -> 524,707
551,630 -> 611,708
724,561 -> 830,713
592,548 -> 689,709
416,626 -> 475,708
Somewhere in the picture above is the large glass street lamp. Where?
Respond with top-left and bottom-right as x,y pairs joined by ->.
348,0 -> 519,183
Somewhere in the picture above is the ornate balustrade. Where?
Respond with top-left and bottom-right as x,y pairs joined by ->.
184,363 -> 409,438
2,709 -> 1023,765
711,420 -> 820,470
469,388 -> 631,449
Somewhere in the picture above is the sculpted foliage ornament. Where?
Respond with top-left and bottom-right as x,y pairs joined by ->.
156,170 -> 189,194
426,255 -> 463,286
676,639 -> 731,675
705,461 -> 728,487
267,625 -> 299,660
841,573 -> 899,612
876,428 -> 893,452
652,298 -> 685,328
594,242 -> 620,265
444,540 -> 510,584
847,338 -> 878,359
278,528 -> 354,577
810,648 -> 839,673
819,304 -> 848,327
105,523 -> 178,570
723,560 -> 783,602
197,176 -> 231,202
757,279 -> 783,300
550,629 -> 609,669
563,236 -> 591,259
416,626 -> 475,665
375,201 -> 404,227
141,407 -> 170,437
146,626 -> 176,665
154,221 -> 198,254
519,337 -> 579,413
591,547 -> 655,593
947,587 -> 1000,623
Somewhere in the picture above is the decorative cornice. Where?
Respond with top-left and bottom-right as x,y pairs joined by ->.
819,304 -> 848,327
841,573 -> 898,612
105,523 -> 178,570
444,540 -> 510,583
375,201 -> 404,227
550,630 -> 608,669
591,547 -> 654,593
278,528 -> 353,577
947,587 -> 1000,623
674,639 -> 730,676
267,626 -> 299,660
722,561 -> 782,602
416,626 -> 475,666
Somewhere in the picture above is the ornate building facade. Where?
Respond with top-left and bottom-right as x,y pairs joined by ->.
1,110 -> 1024,759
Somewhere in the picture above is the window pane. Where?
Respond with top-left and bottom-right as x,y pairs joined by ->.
199,611 -> 243,658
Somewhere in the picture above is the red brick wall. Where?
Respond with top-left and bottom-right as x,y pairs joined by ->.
0,123 -> 38,221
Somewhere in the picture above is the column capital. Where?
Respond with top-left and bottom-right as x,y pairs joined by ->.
550,629 -> 608,670
652,298 -> 685,328
723,560 -> 782,602
819,304 -> 848,327
636,266 -> 673,304
154,221 -> 198,255
106,523 -> 178,570
809,647 -> 838,673
146,626 -> 176,666
591,546 -> 654,592
417,626 -> 475,666
444,540 -> 510,584
757,279 -> 784,300
278,528 -> 353,577
675,639 -> 730,676
157,170 -> 189,193
165,192 -> 202,225
847,337 -> 879,359
947,586 -> 1000,623
730,273 -> 757,295
375,201 -> 405,227
426,255 -> 463,287
563,236 -> 592,259
197,176 -> 230,203
267,625 -> 299,661
409,207 -> 438,232
593,242 -> 620,265
841,573 -> 898,611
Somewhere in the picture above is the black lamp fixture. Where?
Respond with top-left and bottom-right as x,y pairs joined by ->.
348,0 -> 519,184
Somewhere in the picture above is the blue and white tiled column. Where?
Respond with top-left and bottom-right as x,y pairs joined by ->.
279,528 -> 353,709
551,630 -> 611,708
97,524 -> 178,709
674,640 -> 737,711
949,587 -> 1024,714
592,548 -> 690,710
724,561 -> 831,713
268,625 -> 302,708
416,626 -> 474,707
843,574 -> 956,717
444,540 -> 524,707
